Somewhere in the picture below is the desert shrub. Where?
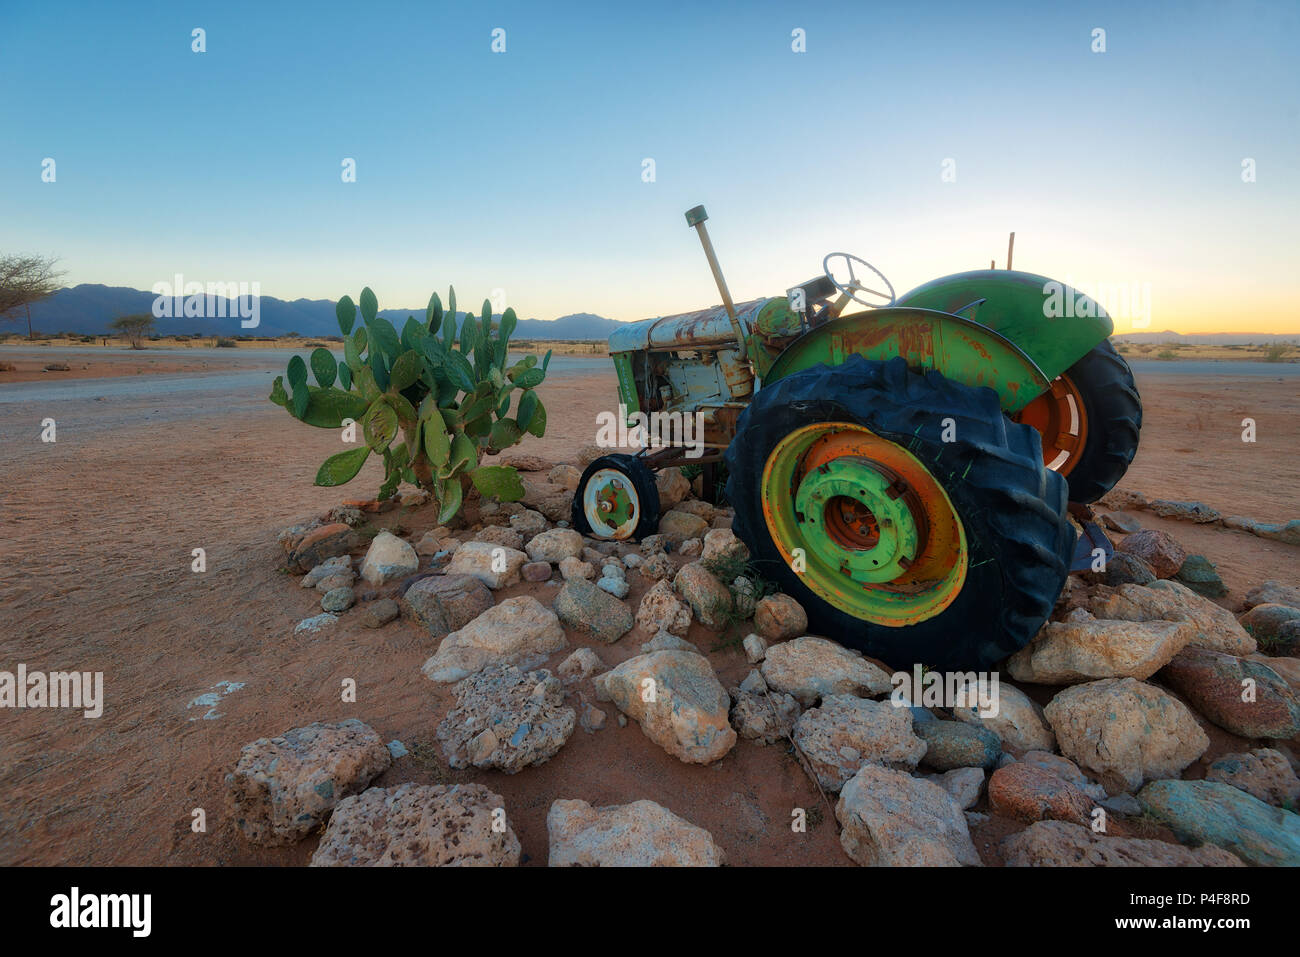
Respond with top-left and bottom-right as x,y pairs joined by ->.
215,337 -> 236,348
1265,344 -> 1290,362
270,286 -> 551,524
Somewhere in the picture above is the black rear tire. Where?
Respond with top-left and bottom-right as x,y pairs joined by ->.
1058,339 -> 1143,503
725,356 -> 1074,671
570,454 -> 661,541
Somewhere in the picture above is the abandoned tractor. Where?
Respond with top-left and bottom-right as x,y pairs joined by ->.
571,206 -> 1142,670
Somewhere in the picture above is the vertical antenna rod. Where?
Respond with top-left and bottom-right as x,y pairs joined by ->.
1007,231 -> 1016,270
685,205 -> 747,358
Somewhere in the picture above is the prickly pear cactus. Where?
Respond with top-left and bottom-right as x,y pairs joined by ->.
270,286 -> 550,523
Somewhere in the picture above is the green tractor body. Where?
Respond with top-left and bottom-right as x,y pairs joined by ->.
576,206 -> 1142,670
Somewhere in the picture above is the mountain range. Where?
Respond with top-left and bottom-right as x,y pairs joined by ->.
12,284 -> 627,340
10,285 -> 1298,344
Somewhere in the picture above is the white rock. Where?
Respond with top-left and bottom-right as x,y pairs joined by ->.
359,531 -> 418,585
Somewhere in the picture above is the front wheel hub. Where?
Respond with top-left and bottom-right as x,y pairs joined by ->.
793,459 -> 921,582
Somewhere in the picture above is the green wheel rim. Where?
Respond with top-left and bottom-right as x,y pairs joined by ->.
582,467 -> 640,539
761,422 -> 968,626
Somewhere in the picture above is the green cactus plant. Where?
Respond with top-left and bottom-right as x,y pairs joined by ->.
269,286 -> 551,524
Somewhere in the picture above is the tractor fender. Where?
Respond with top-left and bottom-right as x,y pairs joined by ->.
894,269 -> 1113,382
762,305 -> 1052,414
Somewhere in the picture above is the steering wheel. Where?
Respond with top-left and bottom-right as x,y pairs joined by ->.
823,252 -> 896,308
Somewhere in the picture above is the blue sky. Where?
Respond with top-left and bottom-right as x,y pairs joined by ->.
2,0 -> 1297,331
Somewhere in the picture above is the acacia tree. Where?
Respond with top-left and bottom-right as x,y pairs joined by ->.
0,254 -> 65,338
111,313 -> 155,349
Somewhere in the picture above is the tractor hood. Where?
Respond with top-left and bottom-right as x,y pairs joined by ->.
608,297 -> 772,353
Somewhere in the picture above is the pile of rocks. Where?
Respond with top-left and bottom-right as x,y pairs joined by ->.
258,469 -> 1299,867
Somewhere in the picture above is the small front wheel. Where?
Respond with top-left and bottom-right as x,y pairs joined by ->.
570,454 -> 661,541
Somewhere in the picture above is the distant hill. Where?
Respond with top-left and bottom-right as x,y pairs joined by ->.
14,284 -> 626,340
1115,329 -> 1300,345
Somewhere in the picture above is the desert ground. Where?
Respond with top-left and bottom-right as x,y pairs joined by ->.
0,345 -> 1297,866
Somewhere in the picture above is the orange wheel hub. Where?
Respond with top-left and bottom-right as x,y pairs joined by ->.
1015,374 -> 1088,475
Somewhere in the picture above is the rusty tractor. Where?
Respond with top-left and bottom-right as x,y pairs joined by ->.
571,205 -> 1141,669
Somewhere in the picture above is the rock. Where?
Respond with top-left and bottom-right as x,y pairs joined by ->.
558,556 -> 595,581
473,525 -> 525,551
1254,518 -> 1300,546
753,594 -> 807,641
225,719 -> 392,846
436,664 -> 576,773
1115,529 -> 1187,579
547,799 -> 724,866
1137,779 -> 1300,867
1018,751 -> 1106,800
915,718 -> 1002,771
728,685 -> 801,744
1249,653 -> 1300,692
1239,603 -> 1300,648
600,560 -> 625,577
731,576 -> 758,619
414,526 -> 457,556
1088,580 -> 1256,655
1007,618 -> 1194,684
677,538 -> 701,557
282,522 -> 356,574
557,647 -> 603,683
1099,551 -> 1157,586
525,528 -> 584,564
294,612 -> 338,634
673,499 -> 716,523
640,534 -> 670,555
635,579 -> 692,636
301,555 -> 352,588
321,586 -> 355,613
658,510 -> 710,545
638,551 -> 674,581
548,464 -> 581,490
310,782 -> 520,866
604,651 -> 736,764
596,575 -> 630,598
1205,749 -> 1300,807
761,636 -> 892,706
395,486 -> 430,507
358,530 -> 419,585
520,480 -> 571,522
640,631 -> 700,654
987,762 -> 1096,826
315,570 -> 355,593
444,540 -> 527,589
793,695 -> 927,789
1100,511 -> 1143,534
421,596 -> 567,683
929,767 -> 985,810
1044,678 -> 1209,794
1174,554 -> 1228,598
742,634 -> 767,664
1243,580 -> 1300,612
360,598 -> 400,629
622,553 -> 642,569
701,527 -> 749,564
402,574 -> 494,638
1149,499 -> 1222,524
1158,646 -> 1300,739
672,562 -> 732,629
509,508 -> 548,538
1098,487 -> 1147,511
522,561 -> 553,582
1001,820 -> 1243,867
835,764 -> 981,867
655,468 -> 691,510
949,679 -> 1057,752
554,578 -> 634,643
1099,793 -> 1142,816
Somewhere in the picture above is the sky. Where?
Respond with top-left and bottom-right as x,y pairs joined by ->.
1,0 -> 1297,334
